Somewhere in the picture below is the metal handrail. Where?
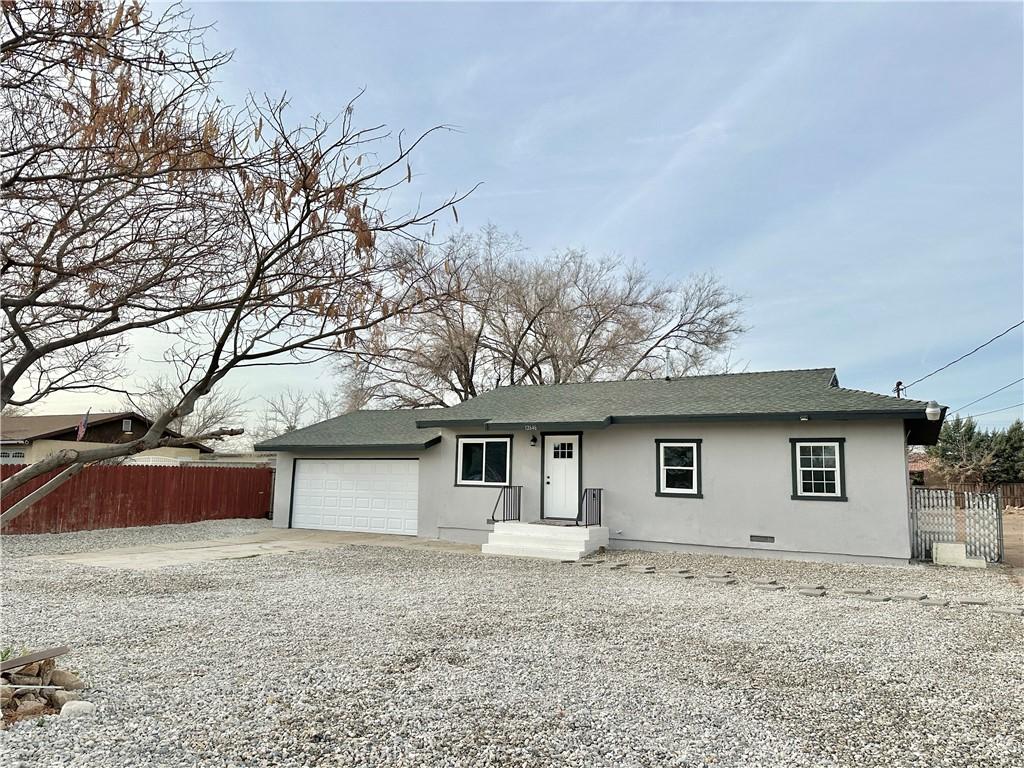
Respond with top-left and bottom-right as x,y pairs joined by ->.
576,488 -> 603,526
491,485 -> 522,523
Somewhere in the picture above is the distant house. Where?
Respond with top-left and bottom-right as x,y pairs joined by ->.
255,368 -> 946,565
0,411 -> 212,465
907,452 -> 939,486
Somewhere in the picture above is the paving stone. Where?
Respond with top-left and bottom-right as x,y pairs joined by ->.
842,588 -> 872,595
753,584 -> 784,591
751,576 -> 777,585
579,562 -> 596,567
892,592 -> 927,602
989,606 -> 1024,616
859,595 -> 892,602
671,571 -> 696,579
707,576 -> 737,585
920,598 -> 950,607
706,572 -> 733,579
797,584 -> 825,591
798,588 -> 826,597
959,598 -> 989,606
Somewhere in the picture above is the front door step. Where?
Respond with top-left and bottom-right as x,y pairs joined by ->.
482,521 -> 608,561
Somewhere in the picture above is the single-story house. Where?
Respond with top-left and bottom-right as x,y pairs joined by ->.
255,368 -> 946,564
0,411 -> 212,464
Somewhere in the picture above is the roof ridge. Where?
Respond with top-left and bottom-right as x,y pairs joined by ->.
490,368 -> 836,390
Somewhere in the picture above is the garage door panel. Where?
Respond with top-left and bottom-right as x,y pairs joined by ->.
291,459 -> 418,534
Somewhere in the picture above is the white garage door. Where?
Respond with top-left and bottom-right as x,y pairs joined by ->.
291,459 -> 418,534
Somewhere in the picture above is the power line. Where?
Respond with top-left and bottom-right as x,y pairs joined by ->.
901,319 -> 1024,392
962,401 -> 1024,420
953,377 -> 1024,413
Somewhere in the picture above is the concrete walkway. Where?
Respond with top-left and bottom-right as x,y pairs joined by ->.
29,529 -> 481,570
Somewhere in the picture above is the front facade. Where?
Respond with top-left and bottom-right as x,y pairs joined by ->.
258,369 -> 945,564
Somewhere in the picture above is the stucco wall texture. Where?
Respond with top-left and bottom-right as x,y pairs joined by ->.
270,419 -> 912,563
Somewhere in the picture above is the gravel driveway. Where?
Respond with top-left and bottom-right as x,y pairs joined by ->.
2,520 -> 1022,768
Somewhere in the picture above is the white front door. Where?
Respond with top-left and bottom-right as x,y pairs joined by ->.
543,434 -> 580,519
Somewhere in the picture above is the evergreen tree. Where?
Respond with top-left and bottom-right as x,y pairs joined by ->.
988,420 -> 1024,483
926,417 -> 995,484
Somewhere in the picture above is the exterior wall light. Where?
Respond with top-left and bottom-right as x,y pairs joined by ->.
530,435 -> 538,447
925,401 -> 942,421
799,416 -> 810,422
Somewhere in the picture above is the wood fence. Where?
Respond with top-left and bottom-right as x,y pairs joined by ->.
926,482 -> 1024,509
1,464 -> 274,535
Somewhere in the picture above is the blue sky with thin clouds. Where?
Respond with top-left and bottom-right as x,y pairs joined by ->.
72,2 -> 1024,428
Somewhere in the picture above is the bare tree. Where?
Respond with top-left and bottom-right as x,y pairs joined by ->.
249,386 -> 346,445
0,3 -> 471,516
124,376 -> 249,436
350,227 -> 745,407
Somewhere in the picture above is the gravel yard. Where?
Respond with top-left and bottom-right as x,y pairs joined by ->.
2,521 -> 1022,768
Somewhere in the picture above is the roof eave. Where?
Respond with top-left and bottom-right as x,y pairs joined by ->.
610,409 -> 931,424
254,435 -> 442,453
485,417 -> 612,430
414,417 -> 489,428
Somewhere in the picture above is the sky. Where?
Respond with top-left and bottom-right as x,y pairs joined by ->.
45,1 -> 1024,430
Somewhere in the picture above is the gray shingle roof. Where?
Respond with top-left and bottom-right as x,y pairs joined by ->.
414,368 -> 938,427
254,369 -> 945,451
254,409 -> 442,451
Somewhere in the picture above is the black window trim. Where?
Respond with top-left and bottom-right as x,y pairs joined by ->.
789,437 -> 848,502
454,434 -> 513,488
655,438 -> 703,499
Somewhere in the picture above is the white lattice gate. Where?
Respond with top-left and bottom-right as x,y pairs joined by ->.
909,487 -> 1003,563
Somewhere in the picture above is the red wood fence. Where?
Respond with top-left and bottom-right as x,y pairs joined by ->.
927,482 -> 1024,509
1,464 -> 274,535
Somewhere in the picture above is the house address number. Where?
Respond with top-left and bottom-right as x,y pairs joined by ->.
522,425 -> 538,431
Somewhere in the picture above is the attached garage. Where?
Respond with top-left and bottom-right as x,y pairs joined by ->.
291,458 -> 418,534
256,409 -> 442,537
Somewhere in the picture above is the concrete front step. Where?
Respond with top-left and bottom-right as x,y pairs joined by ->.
483,534 -> 589,556
490,521 -> 604,540
483,522 -> 609,561
482,543 -> 591,560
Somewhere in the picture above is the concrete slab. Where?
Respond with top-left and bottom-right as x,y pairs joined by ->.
932,542 -> 987,569
892,592 -> 927,602
989,606 -> 1024,616
798,588 -> 825,597
28,530 -> 481,570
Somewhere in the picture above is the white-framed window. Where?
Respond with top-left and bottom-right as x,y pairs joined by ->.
456,436 -> 511,486
790,439 -> 846,500
655,439 -> 702,497
122,418 -> 133,433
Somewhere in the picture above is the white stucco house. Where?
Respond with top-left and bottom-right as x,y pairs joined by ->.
255,368 -> 946,564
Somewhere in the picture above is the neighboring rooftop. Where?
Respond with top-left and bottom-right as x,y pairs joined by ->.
0,411 -> 212,452
254,409 -> 443,452
253,369 -> 947,451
